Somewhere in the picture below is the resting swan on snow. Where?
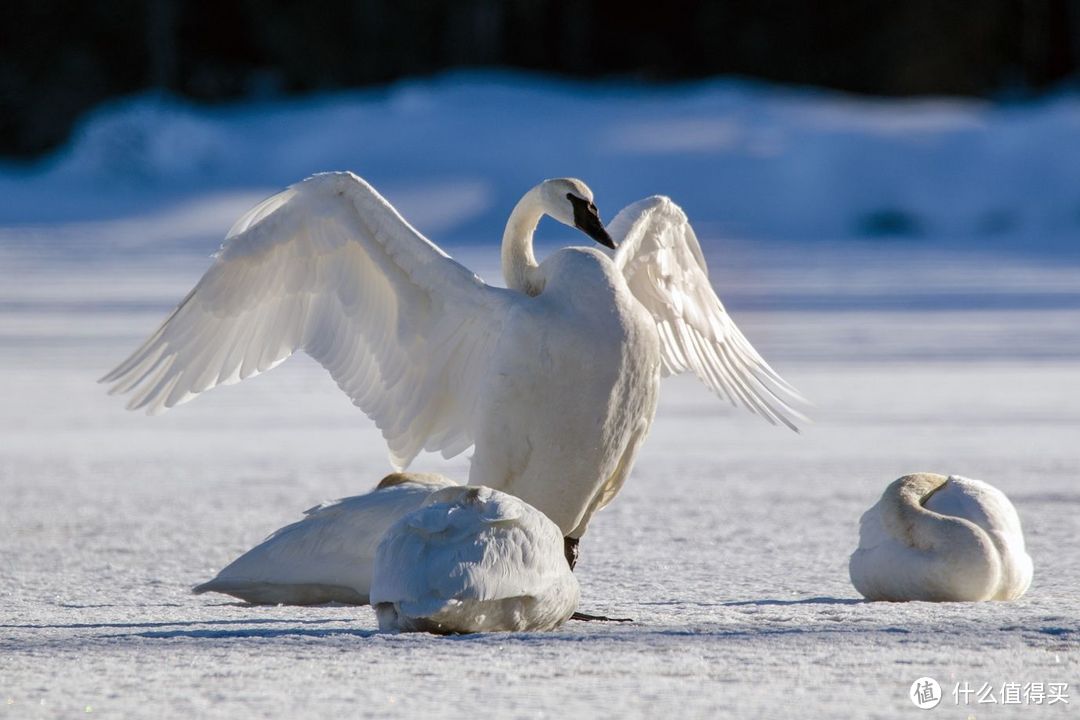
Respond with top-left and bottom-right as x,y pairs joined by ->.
372,483 -> 579,633
194,472 -> 456,605
849,474 -> 1033,602
103,172 -> 805,568
196,473 -> 579,633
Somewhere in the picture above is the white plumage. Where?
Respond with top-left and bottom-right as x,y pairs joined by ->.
849,474 -> 1033,602
193,473 -> 456,605
103,172 -> 804,547
371,484 -> 579,633
196,474 -> 578,632
609,197 -> 803,429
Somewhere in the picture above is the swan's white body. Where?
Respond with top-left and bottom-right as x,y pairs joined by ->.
371,484 -> 579,633
471,245 -> 660,536
104,172 -> 803,541
849,474 -> 1033,602
193,473 -> 456,605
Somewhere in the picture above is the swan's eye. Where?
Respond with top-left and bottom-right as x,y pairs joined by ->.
567,193 -> 598,216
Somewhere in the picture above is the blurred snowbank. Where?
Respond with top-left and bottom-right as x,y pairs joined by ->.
2,72 -> 1079,253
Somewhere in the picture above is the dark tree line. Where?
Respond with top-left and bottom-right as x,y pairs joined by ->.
2,0 -> 1078,158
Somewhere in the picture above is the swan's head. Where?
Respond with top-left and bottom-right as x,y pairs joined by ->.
539,178 -> 615,249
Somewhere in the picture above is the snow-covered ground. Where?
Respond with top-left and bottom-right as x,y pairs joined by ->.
1,74 -> 1078,717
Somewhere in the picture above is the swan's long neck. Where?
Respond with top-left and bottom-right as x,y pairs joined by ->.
502,187 -> 545,295
881,473 -> 950,550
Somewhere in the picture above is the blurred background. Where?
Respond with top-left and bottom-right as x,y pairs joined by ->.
4,0 -> 1080,159
2,0 -> 1080,252
2,0 -> 1079,362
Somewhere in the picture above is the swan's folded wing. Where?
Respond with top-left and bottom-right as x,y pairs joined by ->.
102,171 -> 513,467
610,196 -> 807,431
193,476 -> 455,604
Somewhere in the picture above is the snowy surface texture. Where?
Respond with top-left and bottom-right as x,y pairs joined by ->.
1,74 -> 1078,718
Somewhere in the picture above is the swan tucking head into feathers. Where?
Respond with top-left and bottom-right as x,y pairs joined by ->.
850,473 -> 1033,602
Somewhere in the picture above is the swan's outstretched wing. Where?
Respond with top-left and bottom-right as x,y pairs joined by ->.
193,473 -> 457,605
102,172 -> 513,466
610,196 -> 806,430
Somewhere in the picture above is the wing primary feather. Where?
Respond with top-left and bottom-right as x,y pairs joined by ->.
105,342 -> 168,396
124,357 -> 179,412
99,288 -> 197,384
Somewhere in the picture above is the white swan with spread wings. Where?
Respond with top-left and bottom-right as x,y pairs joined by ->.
103,172 -> 805,566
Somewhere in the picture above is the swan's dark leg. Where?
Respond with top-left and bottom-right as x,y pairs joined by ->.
563,536 -> 632,623
564,536 -> 579,571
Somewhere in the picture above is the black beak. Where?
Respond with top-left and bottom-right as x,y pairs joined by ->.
568,193 -> 616,249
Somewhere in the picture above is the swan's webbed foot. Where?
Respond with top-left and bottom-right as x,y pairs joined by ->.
565,537 -> 630,621
564,536 -> 580,570
570,611 -> 633,622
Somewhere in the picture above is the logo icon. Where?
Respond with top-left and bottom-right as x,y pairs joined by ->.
910,677 -> 942,709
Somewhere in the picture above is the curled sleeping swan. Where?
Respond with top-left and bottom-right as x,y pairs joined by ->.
849,473 -> 1033,602
372,483 -> 579,633
196,473 -> 580,633
103,172 -> 805,567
